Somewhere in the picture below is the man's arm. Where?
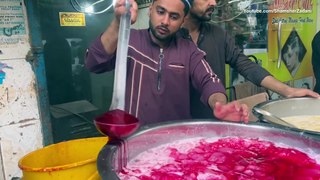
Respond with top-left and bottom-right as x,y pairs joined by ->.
188,46 -> 249,123
101,0 -> 138,54
224,29 -> 319,98
85,0 -> 139,73
208,92 -> 227,108
260,76 -> 320,98
101,20 -> 121,54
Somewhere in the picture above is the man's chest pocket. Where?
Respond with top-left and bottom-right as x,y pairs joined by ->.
167,63 -> 186,74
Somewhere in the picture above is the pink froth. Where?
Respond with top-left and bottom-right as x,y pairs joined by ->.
118,137 -> 320,179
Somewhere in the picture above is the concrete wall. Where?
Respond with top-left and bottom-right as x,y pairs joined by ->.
0,0 -> 43,179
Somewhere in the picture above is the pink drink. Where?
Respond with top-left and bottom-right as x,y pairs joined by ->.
119,137 -> 320,179
94,109 -> 139,138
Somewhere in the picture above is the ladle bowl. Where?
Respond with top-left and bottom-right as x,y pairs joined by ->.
94,109 -> 139,138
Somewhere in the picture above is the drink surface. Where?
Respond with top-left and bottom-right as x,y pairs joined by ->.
119,137 -> 320,179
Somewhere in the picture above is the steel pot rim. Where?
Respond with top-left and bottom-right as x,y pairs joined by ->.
253,97 -> 320,135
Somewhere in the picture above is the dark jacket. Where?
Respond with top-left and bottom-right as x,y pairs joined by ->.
312,31 -> 320,93
181,22 -> 271,118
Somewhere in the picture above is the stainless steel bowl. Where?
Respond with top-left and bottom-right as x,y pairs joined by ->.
97,120 -> 320,179
253,97 -> 320,135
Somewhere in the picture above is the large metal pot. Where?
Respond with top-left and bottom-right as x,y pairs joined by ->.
97,120 -> 320,179
253,97 -> 320,135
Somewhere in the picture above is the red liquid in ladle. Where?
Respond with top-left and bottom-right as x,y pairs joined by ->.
95,110 -> 139,171
94,109 -> 139,138
120,137 -> 320,179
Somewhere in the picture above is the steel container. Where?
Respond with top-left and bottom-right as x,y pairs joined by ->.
253,97 -> 320,135
97,120 -> 320,179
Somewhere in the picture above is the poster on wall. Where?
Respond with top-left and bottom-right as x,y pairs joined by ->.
0,0 -> 30,60
268,0 -> 316,80
294,76 -> 314,90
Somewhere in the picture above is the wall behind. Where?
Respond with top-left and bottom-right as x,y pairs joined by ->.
0,0 -> 43,179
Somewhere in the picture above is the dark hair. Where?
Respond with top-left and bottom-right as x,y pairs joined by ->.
181,0 -> 193,15
152,0 -> 193,15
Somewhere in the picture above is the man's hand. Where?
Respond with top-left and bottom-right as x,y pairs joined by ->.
101,0 -> 138,55
114,0 -> 138,24
213,101 -> 249,123
285,87 -> 320,98
261,76 -> 320,98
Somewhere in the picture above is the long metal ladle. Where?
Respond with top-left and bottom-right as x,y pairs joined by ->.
94,0 -> 139,139
110,0 -> 131,111
93,0 -> 139,174
253,107 -> 296,128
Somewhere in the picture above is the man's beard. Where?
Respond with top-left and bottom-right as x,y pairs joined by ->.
191,7 -> 215,22
149,21 -> 174,43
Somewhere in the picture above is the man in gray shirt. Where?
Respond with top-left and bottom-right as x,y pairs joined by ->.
182,0 -> 319,118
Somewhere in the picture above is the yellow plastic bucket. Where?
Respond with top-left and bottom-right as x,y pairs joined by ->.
18,137 -> 108,180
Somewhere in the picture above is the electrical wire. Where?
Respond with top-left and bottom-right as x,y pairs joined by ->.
70,0 -> 82,12
211,11 -> 244,23
216,0 -> 229,8
251,0 -> 268,5
211,0 -> 268,23
70,0 -> 113,14
50,105 -> 94,125
228,0 -> 241,3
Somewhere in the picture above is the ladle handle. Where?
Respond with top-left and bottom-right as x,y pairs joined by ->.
110,0 -> 131,111
253,107 -> 296,128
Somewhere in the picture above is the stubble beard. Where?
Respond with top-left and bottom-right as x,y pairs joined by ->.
190,7 -> 215,22
149,21 -> 173,44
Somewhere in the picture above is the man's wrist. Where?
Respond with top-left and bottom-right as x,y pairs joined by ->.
208,93 -> 227,110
